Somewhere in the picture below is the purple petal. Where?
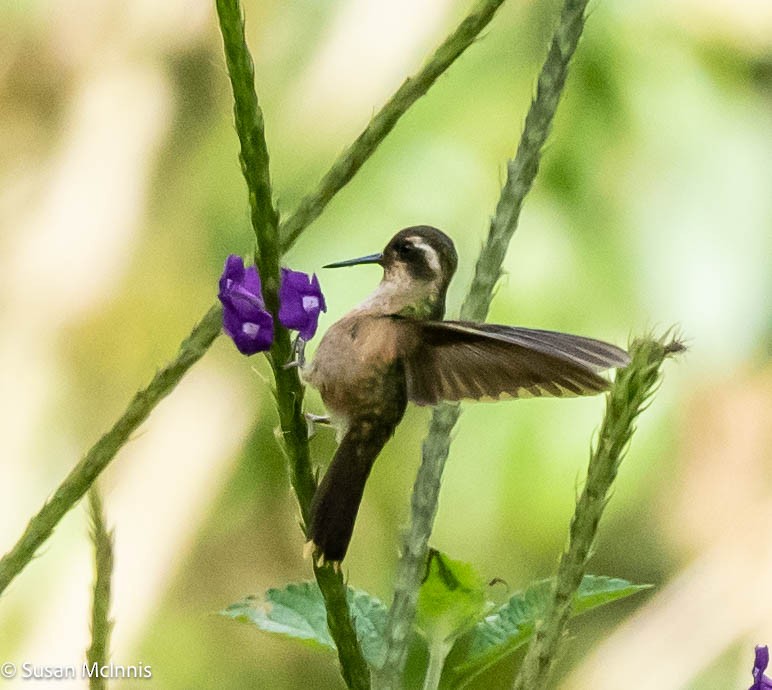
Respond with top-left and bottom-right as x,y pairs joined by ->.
751,646 -> 772,690
223,254 -> 245,279
298,300 -> 322,339
242,264 -> 263,298
218,255 -> 274,354
223,303 -> 273,355
219,254 -> 245,294
222,303 -> 244,340
219,257 -> 264,306
278,268 -> 326,340
757,647 -> 770,674
280,267 -> 310,292
310,273 -> 327,312
278,296 -> 308,331
221,287 -> 266,320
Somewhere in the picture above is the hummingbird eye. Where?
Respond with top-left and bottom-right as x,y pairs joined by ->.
394,241 -> 414,258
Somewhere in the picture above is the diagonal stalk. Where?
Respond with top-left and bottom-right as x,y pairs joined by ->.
0,304 -> 222,595
376,0 -> 594,686
512,336 -> 684,689
279,0 -> 509,252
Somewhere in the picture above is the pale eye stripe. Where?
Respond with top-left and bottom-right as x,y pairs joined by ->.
405,236 -> 441,273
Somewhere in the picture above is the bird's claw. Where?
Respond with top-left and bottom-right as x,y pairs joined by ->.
283,335 -> 307,370
305,412 -> 331,439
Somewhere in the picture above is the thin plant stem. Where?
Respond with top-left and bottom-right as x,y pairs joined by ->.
216,0 -> 279,275
375,405 -> 459,689
216,0 -> 368,685
86,486 -> 114,690
512,336 -> 684,690
0,304 -> 222,596
376,0 -> 593,685
422,640 -> 453,690
279,0 -> 508,252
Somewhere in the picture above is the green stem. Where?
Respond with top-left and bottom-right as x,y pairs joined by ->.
86,487 -> 114,690
422,640 -> 453,690
279,0 -> 508,252
313,562 -> 372,690
376,0 -> 592,686
0,304 -> 222,596
512,336 -> 684,690
215,1 -> 367,685
374,405 -> 459,689
215,0 -> 280,302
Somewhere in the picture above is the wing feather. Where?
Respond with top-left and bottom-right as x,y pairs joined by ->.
400,319 -> 628,406
436,322 -> 630,370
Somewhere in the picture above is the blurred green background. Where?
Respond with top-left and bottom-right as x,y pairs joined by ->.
0,0 -> 770,687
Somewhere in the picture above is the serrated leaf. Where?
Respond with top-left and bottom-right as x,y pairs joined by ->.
221,581 -> 388,667
447,575 -> 650,687
416,549 -> 492,647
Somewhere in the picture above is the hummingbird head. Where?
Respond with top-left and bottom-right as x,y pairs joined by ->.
381,226 -> 458,285
325,225 -> 458,318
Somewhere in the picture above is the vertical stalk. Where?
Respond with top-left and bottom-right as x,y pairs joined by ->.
215,1 -> 368,686
422,640 -> 453,690
86,487 -> 114,690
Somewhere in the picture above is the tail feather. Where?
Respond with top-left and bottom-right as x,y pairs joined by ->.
309,418 -> 397,563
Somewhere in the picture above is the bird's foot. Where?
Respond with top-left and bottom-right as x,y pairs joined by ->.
305,413 -> 332,439
283,336 -> 307,369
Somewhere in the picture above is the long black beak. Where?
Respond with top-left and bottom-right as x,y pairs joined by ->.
323,253 -> 383,269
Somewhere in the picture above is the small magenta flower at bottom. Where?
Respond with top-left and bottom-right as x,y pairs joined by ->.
751,646 -> 772,690
218,255 -> 274,355
278,268 -> 326,341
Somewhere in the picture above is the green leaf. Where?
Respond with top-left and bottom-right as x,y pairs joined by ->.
416,549 -> 492,648
447,575 -> 650,688
221,581 -> 388,668
571,575 -> 650,615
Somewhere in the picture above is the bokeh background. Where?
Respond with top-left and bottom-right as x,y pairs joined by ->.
1,0 -> 770,687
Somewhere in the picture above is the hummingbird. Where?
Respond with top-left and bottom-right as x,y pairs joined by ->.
303,225 -> 629,564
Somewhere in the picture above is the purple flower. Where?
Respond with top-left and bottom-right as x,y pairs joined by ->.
279,268 -> 326,340
218,255 -> 274,355
751,646 -> 772,690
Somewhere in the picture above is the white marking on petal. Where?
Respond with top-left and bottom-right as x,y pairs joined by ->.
242,322 -> 260,337
302,295 -> 319,312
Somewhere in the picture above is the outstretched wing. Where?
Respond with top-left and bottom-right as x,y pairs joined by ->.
401,320 -> 629,406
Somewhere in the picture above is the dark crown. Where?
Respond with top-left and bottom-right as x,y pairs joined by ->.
382,226 -> 458,282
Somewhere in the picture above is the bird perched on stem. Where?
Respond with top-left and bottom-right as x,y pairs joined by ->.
302,225 -> 628,564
